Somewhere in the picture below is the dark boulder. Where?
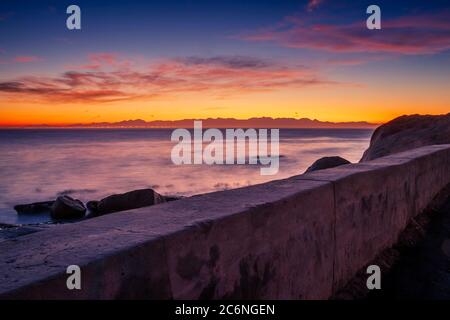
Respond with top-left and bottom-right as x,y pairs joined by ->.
14,201 -> 55,215
164,195 -> 183,202
86,200 -> 99,212
361,113 -> 450,162
51,196 -> 86,220
0,223 -> 16,230
305,156 -> 351,173
88,188 -> 166,216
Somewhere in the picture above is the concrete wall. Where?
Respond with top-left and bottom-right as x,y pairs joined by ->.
0,144 -> 449,300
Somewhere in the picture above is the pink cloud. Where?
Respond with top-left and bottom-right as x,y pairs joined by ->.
88,53 -> 118,66
0,54 -> 336,103
325,56 -> 382,66
66,52 -> 131,71
240,11 -> 450,55
13,56 -> 42,63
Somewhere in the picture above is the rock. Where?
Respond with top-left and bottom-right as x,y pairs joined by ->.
442,239 -> 450,258
89,189 -> 166,216
361,113 -> 450,162
86,200 -> 99,212
304,156 -> 351,173
51,196 -> 86,220
0,223 -> 16,230
85,200 -> 100,219
164,195 -> 183,202
14,201 -> 55,214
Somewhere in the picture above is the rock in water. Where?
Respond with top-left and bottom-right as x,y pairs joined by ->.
361,113 -> 450,162
86,200 -> 99,212
51,196 -> 86,220
14,201 -> 55,214
164,195 -> 183,202
90,189 -> 166,216
305,156 -> 351,173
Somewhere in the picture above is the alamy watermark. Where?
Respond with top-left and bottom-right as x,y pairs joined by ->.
66,5 -> 81,30
66,265 -> 81,290
366,5 -> 381,30
65,4 -> 380,31
170,121 -> 280,176
366,265 -> 381,290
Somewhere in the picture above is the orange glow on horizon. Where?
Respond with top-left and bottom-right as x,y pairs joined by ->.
1,72 -> 449,127
0,97 -> 447,127
2,51 -> 449,127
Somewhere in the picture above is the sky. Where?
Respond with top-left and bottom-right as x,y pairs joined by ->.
0,0 -> 449,126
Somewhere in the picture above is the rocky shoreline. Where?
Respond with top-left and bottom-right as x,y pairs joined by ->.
7,113 -> 450,226
12,155 -> 353,224
13,189 -> 182,223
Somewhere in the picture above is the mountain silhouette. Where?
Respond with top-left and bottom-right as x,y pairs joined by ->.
61,117 -> 377,129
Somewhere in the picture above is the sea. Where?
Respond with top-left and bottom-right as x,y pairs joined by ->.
0,128 -> 373,225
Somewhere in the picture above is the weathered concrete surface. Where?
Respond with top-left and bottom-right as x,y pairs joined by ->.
299,161 -> 413,290
0,145 -> 449,300
0,226 -> 43,243
0,179 -> 334,300
299,145 -> 450,290
164,179 -> 334,299
372,192 -> 450,299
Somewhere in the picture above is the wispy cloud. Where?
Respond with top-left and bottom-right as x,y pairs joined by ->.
325,55 -> 386,66
0,54 -> 336,103
239,11 -> 450,55
13,56 -> 42,63
176,55 -> 273,70
65,52 -> 131,71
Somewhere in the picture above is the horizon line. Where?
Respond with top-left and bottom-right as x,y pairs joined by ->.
0,116 -> 381,129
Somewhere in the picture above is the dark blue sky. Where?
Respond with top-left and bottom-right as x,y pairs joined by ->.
1,0 -> 449,62
0,0 -> 449,125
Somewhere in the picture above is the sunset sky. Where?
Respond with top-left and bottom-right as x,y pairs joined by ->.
0,0 -> 449,126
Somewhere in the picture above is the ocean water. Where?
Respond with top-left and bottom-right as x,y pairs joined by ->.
0,128 -> 373,225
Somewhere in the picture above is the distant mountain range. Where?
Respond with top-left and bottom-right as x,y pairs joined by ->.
24,118 -> 378,129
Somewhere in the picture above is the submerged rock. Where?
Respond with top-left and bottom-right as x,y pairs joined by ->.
51,195 -> 86,220
0,223 -> 16,230
361,113 -> 450,162
86,200 -> 99,212
164,195 -> 183,202
88,188 -> 166,217
14,201 -> 55,214
305,156 -> 351,173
